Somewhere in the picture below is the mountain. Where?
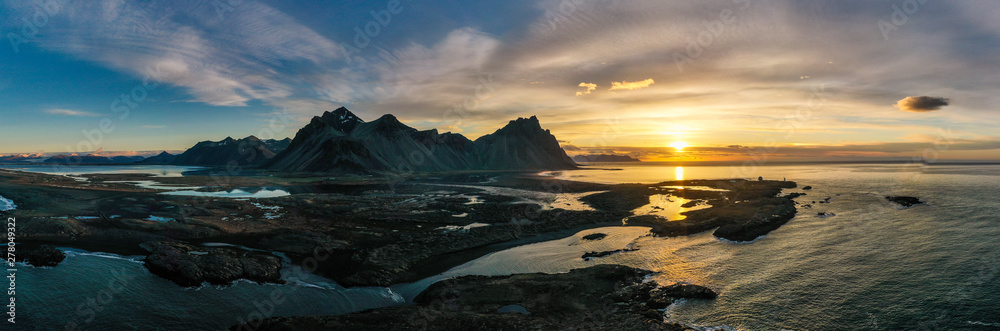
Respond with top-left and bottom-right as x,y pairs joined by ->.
44,154 -> 115,164
0,153 -> 47,163
572,154 -> 642,162
319,107 -> 364,133
473,116 -> 577,170
266,108 -> 577,173
43,154 -> 149,164
171,136 -> 288,166
137,151 -> 177,164
261,138 -> 292,155
111,156 -> 146,163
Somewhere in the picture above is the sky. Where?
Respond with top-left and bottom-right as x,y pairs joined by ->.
1,0 -> 999,162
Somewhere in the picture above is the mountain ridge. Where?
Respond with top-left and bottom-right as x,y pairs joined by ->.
170,136 -> 291,166
266,108 -> 576,173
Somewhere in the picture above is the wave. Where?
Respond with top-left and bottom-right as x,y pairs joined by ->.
184,278 -> 284,291
716,235 -> 765,244
968,321 -> 1000,327
62,249 -> 144,264
0,196 -> 16,211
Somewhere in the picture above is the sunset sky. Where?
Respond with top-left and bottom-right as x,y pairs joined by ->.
2,0 -> 999,161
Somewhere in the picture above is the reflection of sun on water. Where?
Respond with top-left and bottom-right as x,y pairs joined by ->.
675,166 -> 684,181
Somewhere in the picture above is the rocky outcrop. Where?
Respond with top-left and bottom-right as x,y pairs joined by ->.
232,265 -> 712,331
141,241 -> 284,287
604,180 -> 802,242
886,196 -> 924,207
266,108 -> 577,174
581,248 -> 638,260
711,198 -> 798,242
17,244 -> 66,267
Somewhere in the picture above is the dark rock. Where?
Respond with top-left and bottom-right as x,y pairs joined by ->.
582,248 -> 638,260
712,199 -> 797,242
141,241 -> 284,287
802,186 -> 812,190
17,244 -> 65,267
235,265 -> 704,331
785,192 -> 806,199
581,233 -> 607,241
886,196 -> 924,207
654,283 -> 718,300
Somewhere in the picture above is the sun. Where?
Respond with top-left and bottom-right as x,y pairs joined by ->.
669,141 -> 689,151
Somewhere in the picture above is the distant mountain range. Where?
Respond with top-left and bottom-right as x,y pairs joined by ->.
136,151 -> 177,165
8,107 -> 577,173
43,154 -> 145,164
0,153 -> 47,163
572,154 -> 642,162
169,136 -> 291,166
265,107 -> 577,173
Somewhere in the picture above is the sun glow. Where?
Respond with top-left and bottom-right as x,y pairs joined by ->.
670,141 -> 689,151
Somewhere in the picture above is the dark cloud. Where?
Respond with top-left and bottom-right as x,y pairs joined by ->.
561,144 -> 582,151
895,96 -> 950,112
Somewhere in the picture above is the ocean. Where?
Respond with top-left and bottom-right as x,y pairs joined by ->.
13,163 -> 1000,330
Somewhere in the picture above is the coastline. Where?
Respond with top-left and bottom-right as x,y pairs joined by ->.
3,166 -> 806,329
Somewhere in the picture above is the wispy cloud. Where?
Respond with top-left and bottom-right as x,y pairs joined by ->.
45,108 -> 98,116
3,0 -> 342,109
609,79 -> 655,91
576,82 -> 597,96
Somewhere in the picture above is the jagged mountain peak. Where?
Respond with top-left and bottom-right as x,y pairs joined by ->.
268,110 -> 577,173
353,114 -> 418,137
318,107 -> 365,133
487,115 -> 547,137
509,116 -> 542,128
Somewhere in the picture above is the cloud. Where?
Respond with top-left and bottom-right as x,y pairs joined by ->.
576,82 -> 597,96
895,96 -> 950,112
609,79 -> 655,91
45,108 -> 98,116
5,0 -> 1000,155
562,144 -> 582,151
3,0 -> 342,108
